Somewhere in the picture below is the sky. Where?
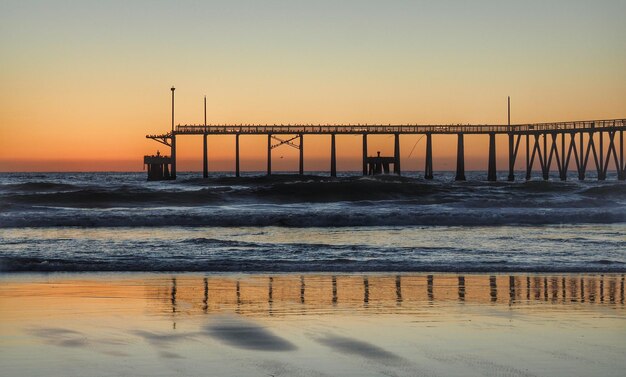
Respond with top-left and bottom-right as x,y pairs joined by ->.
1,0 -> 625,172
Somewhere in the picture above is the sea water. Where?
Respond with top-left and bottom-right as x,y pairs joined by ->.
0,171 -> 624,272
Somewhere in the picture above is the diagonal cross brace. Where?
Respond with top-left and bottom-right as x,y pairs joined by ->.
271,135 -> 301,150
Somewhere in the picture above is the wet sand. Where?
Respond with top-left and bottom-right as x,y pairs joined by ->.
1,273 -> 625,377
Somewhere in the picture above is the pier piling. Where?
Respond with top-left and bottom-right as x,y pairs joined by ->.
330,134 -> 337,177
299,134 -> 304,175
267,134 -> 272,175
455,134 -> 466,181
424,134 -> 433,179
618,131 -> 626,181
394,133 -> 401,175
203,134 -> 208,178
235,134 -> 240,177
508,134 -> 515,181
362,134 -> 368,176
170,135 -> 176,179
488,133 -> 497,181
559,133 -> 567,180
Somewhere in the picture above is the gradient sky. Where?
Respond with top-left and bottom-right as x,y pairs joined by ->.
1,0 -> 625,172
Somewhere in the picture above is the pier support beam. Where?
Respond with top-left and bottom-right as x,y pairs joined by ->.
488,133 -> 497,181
170,135 -> 176,180
584,131 -> 600,181
267,134 -> 272,175
508,134 -> 515,181
599,132 -> 606,180
455,133 -> 466,181
578,132 -> 585,180
394,133 -> 401,175
203,134 -> 208,178
299,134 -> 304,175
617,131 -> 626,181
362,134 -> 368,176
604,131 -> 619,181
424,133 -> 433,179
235,134 -> 240,177
330,133 -> 337,177
525,134 -> 531,180
527,134 -> 544,181
542,134 -> 549,180
559,133 -> 567,181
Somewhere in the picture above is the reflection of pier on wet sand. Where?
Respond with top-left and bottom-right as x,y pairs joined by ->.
151,274 -> 625,317
2,273 -> 625,377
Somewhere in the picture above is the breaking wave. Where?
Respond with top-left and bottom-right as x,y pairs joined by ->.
1,173 -> 625,227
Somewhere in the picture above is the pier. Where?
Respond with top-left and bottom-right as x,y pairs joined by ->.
146,88 -> 626,181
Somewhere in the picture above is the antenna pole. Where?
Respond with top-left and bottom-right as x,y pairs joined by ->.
171,86 -> 175,132
170,86 -> 176,179
202,95 -> 208,178
507,96 -> 510,128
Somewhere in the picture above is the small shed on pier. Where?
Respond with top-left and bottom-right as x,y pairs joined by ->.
144,151 -> 172,180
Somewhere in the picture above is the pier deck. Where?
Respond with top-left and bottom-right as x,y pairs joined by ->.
148,119 -> 625,137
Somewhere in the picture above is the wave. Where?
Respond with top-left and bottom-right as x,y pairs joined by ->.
2,255 -> 624,273
3,187 -> 228,207
2,175 -> 624,206
581,184 -> 626,198
2,175 -> 625,227
0,182 -> 80,193
1,206 -> 625,227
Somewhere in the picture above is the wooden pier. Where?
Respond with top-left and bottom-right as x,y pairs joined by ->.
147,88 -> 626,181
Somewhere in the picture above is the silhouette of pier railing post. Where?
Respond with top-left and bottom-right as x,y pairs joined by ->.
145,90 -> 625,181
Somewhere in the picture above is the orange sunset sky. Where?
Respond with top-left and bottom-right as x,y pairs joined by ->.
1,1 -> 625,172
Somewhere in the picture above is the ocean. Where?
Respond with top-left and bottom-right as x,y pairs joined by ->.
1,171 -> 625,273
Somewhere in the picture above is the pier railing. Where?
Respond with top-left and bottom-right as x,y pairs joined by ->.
170,119 -> 625,135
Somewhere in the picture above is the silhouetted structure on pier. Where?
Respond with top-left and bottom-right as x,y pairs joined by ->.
367,152 -> 397,175
146,89 -> 626,181
143,151 -> 172,180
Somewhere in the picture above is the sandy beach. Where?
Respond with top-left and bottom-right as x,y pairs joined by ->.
1,273 -> 624,377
